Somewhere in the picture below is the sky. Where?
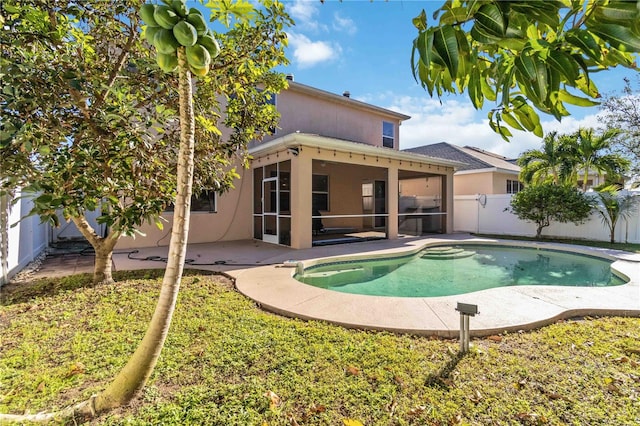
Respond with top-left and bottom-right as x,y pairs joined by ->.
275,0 -> 639,159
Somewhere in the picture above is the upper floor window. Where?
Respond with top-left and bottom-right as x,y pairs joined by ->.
383,121 -> 394,148
261,90 -> 277,134
262,91 -> 276,106
506,180 -> 524,194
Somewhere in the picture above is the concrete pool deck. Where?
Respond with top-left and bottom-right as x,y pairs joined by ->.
232,235 -> 640,337
30,234 -> 640,337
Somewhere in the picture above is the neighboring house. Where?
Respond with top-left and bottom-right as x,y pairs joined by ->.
574,170 -> 609,191
404,142 -> 523,195
116,79 -> 462,250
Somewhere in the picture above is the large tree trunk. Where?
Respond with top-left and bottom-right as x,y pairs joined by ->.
91,47 -> 196,412
71,216 -> 120,285
94,246 -> 114,284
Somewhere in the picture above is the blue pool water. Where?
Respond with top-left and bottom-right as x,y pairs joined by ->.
294,245 -> 627,297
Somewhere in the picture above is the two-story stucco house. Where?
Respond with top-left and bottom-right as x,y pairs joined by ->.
117,79 -> 461,250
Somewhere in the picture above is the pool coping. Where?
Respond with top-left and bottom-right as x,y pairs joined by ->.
234,237 -> 640,337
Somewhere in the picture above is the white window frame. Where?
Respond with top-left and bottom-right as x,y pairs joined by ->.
506,179 -> 524,194
382,121 -> 395,148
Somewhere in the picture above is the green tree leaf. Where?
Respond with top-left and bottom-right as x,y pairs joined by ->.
432,24 -> 459,77
501,110 -> 525,131
588,23 -> 640,52
412,9 -> 427,31
565,29 -> 602,61
593,1 -> 640,23
547,50 -> 579,84
473,3 -> 506,37
557,89 -> 600,107
467,65 -> 483,109
514,52 -> 547,106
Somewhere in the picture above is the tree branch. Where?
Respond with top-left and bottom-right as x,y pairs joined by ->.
70,215 -> 101,248
93,21 -> 139,112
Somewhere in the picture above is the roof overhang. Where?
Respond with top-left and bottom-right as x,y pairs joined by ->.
250,133 -> 465,170
455,167 -> 520,176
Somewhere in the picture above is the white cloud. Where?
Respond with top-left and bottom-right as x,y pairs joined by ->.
288,0 -> 317,22
287,32 -> 341,68
287,0 -> 326,32
333,12 -> 356,35
374,95 -> 606,159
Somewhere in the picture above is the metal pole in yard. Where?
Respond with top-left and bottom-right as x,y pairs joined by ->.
456,302 -> 479,354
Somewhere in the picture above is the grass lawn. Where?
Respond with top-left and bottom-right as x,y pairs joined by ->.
1,270 -> 639,425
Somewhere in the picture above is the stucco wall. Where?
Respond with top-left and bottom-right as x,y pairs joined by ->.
399,176 -> 442,198
454,172 -> 494,195
491,172 -> 521,194
260,88 -> 402,149
453,171 -> 521,195
115,166 -> 253,250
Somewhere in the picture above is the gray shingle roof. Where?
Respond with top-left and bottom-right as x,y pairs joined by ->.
403,142 -> 519,172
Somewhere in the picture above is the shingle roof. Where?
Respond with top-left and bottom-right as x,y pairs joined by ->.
403,142 -> 520,173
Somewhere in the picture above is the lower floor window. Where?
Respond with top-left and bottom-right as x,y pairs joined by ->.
166,190 -> 216,213
506,180 -> 524,194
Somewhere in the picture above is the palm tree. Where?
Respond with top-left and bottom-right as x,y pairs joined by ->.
594,185 -> 639,243
570,127 -> 630,191
517,131 -> 573,185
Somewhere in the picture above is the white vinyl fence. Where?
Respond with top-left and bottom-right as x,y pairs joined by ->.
1,192 -> 50,286
454,193 -> 640,244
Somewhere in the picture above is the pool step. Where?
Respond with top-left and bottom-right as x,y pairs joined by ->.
421,247 -> 476,259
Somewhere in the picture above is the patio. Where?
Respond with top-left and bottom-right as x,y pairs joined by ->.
28,234 -> 640,338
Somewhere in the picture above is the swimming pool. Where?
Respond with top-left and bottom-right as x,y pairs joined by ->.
294,245 -> 628,297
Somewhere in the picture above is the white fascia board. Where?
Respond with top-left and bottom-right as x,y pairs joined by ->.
455,167 -> 520,176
